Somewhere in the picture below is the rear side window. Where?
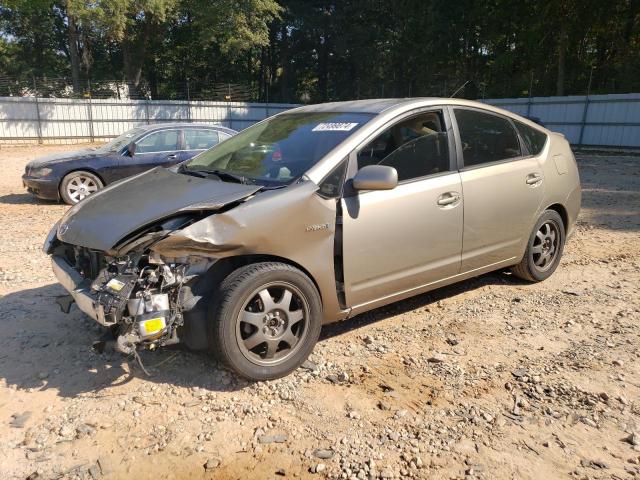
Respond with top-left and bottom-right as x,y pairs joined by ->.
514,121 -> 547,155
185,129 -> 219,150
454,109 -> 521,167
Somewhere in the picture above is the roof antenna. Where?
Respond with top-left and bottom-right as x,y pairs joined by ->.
449,80 -> 470,98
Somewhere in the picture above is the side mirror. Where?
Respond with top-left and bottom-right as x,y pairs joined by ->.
352,165 -> 398,191
127,142 -> 137,156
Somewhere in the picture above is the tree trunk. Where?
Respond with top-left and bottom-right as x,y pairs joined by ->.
556,25 -> 567,96
67,15 -> 82,95
122,13 -> 153,98
122,40 -> 143,96
317,29 -> 329,101
279,24 -> 290,102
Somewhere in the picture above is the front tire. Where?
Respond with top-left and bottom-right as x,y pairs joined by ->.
60,170 -> 103,205
512,209 -> 565,282
209,262 -> 322,381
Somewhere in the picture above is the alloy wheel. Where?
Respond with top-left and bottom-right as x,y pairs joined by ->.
531,220 -> 560,271
236,282 -> 309,366
66,175 -> 99,203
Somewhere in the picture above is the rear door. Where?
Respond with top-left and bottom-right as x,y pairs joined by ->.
452,107 -> 545,272
116,128 -> 181,179
341,108 -> 463,308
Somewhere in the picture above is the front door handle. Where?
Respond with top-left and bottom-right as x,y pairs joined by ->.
526,173 -> 543,185
167,154 -> 178,159
437,192 -> 461,206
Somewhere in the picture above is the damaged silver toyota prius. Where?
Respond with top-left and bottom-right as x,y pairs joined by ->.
46,98 -> 581,380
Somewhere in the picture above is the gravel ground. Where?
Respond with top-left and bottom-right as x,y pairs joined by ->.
0,144 -> 638,480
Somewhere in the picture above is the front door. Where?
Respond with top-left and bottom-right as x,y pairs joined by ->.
341,109 -> 464,308
117,128 -> 182,179
452,107 -> 545,272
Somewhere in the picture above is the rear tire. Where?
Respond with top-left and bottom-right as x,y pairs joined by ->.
209,262 -> 322,381
512,209 -> 565,282
60,170 -> 103,205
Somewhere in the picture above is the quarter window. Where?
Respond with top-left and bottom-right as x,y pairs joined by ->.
184,129 -> 220,150
514,121 -> 547,155
318,159 -> 347,198
357,111 -> 450,182
135,130 -> 179,154
454,109 -> 521,167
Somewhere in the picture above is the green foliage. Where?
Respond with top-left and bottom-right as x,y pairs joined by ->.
1,0 -> 639,100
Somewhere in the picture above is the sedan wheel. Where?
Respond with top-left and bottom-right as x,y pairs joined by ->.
531,220 -> 560,271
236,283 -> 309,366
512,209 -> 565,282
210,262 -> 322,381
60,171 -> 103,205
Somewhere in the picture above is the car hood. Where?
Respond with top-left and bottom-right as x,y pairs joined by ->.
56,167 -> 261,251
27,148 -> 110,168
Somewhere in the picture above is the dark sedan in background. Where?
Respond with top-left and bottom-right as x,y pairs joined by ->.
22,123 -> 236,204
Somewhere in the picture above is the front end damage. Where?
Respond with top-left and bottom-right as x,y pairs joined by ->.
46,172 -> 343,366
49,238 -> 215,358
44,167 -> 267,360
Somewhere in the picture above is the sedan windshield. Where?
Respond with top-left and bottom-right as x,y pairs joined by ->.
98,127 -> 145,152
184,112 -> 374,185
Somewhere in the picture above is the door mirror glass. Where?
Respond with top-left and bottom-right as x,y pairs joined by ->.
352,165 -> 398,191
127,141 -> 136,156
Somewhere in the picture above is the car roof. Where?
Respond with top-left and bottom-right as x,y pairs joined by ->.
290,98 -> 420,114
289,97 -> 525,116
139,123 -> 237,134
287,97 -> 549,133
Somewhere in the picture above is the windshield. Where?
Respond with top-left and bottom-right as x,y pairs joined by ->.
97,127 -> 145,152
184,112 -> 374,185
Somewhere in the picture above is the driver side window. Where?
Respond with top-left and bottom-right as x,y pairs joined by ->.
357,111 -> 450,182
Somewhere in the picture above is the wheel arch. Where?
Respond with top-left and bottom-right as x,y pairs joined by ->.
203,254 -> 323,302
545,202 -> 568,229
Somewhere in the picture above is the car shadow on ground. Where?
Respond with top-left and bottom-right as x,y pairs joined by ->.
0,270 -> 522,398
321,269 -> 526,340
0,193 -> 59,205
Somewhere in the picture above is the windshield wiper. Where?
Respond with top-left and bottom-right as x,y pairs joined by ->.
178,165 -> 251,184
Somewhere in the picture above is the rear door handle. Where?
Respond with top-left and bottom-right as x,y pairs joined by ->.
437,192 -> 461,206
167,154 -> 178,159
526,173 -> 543,185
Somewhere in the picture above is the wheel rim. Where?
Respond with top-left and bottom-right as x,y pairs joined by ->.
66,175 -> 99,203
531,220 -> 560,272
235,282 -> 309,367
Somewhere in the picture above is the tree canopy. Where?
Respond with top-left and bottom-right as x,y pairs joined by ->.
1,0 -> 639,101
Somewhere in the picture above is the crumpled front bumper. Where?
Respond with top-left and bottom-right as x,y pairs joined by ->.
51,255 -> 111,326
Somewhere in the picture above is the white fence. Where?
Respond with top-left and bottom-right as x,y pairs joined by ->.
2,93 -> 640,148
0,97 -> 298,144
485,93 -> 640,148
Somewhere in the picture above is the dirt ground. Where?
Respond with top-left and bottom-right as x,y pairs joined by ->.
0,144 -> 638,480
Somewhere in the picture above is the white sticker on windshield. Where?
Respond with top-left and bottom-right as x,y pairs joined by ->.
312,122 -> 358,132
